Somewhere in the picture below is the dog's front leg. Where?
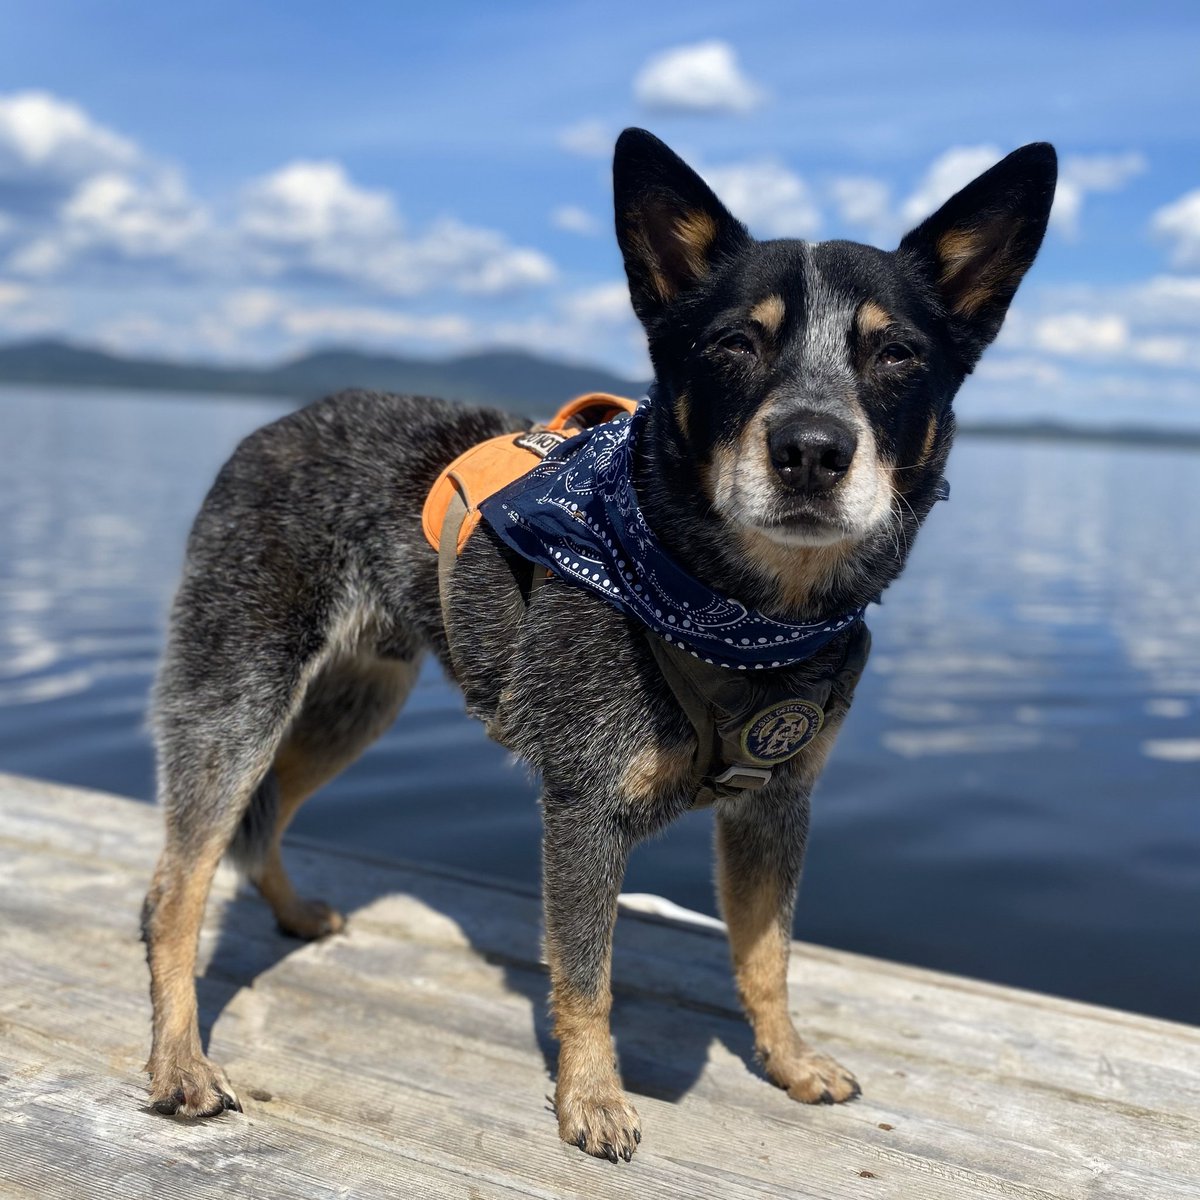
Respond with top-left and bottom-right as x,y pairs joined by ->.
541,795 -> 641,1162
716,787 -> 862,1104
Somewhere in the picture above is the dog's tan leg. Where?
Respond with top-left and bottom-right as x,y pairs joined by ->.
542,805 -> 640,1162
251,774 -> 346,941
142,836 -> 242,1117
251,654 -> 420,939
716,794 -> 861,1104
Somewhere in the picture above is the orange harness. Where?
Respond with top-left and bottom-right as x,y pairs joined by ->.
421,392 -> 638,555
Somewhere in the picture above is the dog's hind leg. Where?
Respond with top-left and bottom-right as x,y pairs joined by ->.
141,593 -> 347,1118
715,782 -> 861,1105
143,712 -> 293,1116
238,649 -> 423,939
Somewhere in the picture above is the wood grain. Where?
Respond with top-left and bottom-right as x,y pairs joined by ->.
0,772 -> 1196,1199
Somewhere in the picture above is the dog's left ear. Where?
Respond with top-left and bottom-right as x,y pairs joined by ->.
899,142 -> 1057,367
614,128 -> 751,325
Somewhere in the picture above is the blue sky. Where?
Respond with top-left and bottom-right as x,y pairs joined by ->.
1,0 -> 1199,425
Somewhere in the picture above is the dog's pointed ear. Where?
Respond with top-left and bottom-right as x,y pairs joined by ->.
898,142 -> 1057,366
614,128 -> 751,325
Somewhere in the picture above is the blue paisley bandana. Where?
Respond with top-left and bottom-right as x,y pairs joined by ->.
478,389 -> 870,671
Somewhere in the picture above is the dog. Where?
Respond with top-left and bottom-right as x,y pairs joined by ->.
141,128 -> 1056,1162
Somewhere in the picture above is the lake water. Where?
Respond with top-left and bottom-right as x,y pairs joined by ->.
1,385 -> 1196,1024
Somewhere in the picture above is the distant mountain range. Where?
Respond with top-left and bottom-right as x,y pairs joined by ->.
0,338 -> 647,416
1,337 -> 1197,448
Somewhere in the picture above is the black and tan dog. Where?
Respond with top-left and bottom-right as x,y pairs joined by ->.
141,129 -> 1056,1161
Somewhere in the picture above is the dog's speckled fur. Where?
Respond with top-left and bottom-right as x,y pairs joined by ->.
142,129 -> 1055,1158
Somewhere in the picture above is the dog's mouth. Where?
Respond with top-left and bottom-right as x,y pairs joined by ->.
750,506 -> 855,547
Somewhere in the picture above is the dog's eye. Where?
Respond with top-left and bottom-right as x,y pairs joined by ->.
718,332 -> 757,357
879,342 -> 915,367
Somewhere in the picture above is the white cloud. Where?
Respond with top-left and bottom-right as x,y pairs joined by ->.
238,160 -> 556,297
1151,188 -> 1200,268
486,280 -> 646,376
1053,152 -> 1146,237
279,305 -> 472,343
239,160 -> 394,246
0,93 -> 557,305
1132,336 -> 1191,366
871,144 -> 1144,240
9,167 -> 209,277
557,120 -> 613,159
827,176 -> 893,242
900,144 -> 1002,225
974,355 -> 1064,386
0,91 -> 136,202
1128,275 -> 1200,319
1030,275 -> 1200,330
0,89 -> 211,279
91,312 -> 178,356
704,159 -> 819,237
551,204 -> 601,236
561,281 -> 631,325
999,304 -> 1200,372
633,41 -> 763,115
1032,312 -> 1130,356
430,221 -> 557,294
221,287 -> 284,330
0,274 -> 58,337
205,284 -> 637,366
91,291 -> 480,361
0,279 -> 27,307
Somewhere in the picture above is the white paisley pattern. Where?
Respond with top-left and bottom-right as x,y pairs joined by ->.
478,388 -> 866,671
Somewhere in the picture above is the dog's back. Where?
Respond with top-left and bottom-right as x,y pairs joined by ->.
159,390 -> 520,704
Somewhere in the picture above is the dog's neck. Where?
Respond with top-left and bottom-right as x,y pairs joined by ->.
634,394 -> 925,623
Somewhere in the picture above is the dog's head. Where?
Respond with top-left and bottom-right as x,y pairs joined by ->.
613,129 -> 1056,608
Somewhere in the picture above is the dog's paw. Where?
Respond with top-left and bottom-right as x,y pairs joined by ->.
760,1043 -> 861,1105
556,1084 -> 641,1163
147,1054 -> 242,1118
275,897 -> 345,941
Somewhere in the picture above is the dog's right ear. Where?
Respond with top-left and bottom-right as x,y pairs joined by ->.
614,128 -> 751,325
898,142 -> 1057,367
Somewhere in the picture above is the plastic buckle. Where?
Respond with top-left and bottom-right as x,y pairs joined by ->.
711,764 -> 773,792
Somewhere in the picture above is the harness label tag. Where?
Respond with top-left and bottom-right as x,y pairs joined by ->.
740,700 -> 824,765
514,429 -> 569,458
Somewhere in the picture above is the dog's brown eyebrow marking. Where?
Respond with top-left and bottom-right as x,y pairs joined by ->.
749,294 -> 786,334
856,299 -> 892,337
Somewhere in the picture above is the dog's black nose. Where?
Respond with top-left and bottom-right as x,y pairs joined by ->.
767,414 -> 857,493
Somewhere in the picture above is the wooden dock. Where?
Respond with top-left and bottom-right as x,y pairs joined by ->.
0,771 -> 1196,1199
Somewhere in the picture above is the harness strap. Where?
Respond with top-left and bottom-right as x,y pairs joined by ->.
437,487 -> 471,677
437,484 -> 549,679
646,620 -> 871,805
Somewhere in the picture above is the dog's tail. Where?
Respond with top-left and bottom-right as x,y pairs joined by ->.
226,772 -> 279,877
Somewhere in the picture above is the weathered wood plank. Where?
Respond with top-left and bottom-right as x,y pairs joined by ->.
0,772 -> 1197,1200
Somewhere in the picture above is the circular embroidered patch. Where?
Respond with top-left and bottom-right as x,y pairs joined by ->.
739,700 -> 825,765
